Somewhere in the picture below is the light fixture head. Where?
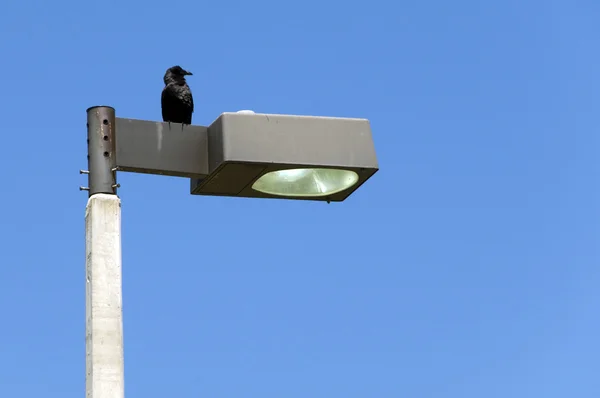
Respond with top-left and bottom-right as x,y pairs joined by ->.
190,112 -> 379,202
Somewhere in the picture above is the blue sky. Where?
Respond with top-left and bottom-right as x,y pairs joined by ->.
1,0 -> 599,397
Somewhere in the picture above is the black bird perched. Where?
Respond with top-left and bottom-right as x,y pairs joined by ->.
161,65 -> 194,129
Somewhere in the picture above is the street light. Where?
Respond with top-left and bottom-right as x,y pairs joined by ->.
113,111 -> 379,202
82,106 -> 379,398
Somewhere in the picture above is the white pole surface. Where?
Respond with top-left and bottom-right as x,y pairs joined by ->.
85,194 -> 124,398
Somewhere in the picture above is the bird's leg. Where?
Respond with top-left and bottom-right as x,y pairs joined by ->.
181,123 -> 185,132
168,121 -> 171,131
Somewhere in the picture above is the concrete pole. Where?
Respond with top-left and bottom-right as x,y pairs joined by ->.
85,194 -> 124,398
85,106 -> 123,398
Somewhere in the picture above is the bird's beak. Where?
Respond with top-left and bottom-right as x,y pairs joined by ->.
184,70 -> 193,76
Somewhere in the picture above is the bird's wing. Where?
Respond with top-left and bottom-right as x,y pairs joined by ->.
179,85 -> 193,114
177,85 -> 194,124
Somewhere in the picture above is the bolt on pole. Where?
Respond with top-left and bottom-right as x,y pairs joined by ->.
86,106 -> 118,196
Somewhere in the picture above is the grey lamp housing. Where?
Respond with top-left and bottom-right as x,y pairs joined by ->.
190,112 -> 379,202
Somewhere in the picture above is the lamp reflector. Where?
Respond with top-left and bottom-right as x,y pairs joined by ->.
251,168 -> 359,197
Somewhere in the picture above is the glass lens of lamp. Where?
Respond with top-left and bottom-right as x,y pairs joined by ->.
251,168 -> 359,197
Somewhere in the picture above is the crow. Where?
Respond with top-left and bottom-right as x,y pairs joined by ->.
161,65 -> 194,130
